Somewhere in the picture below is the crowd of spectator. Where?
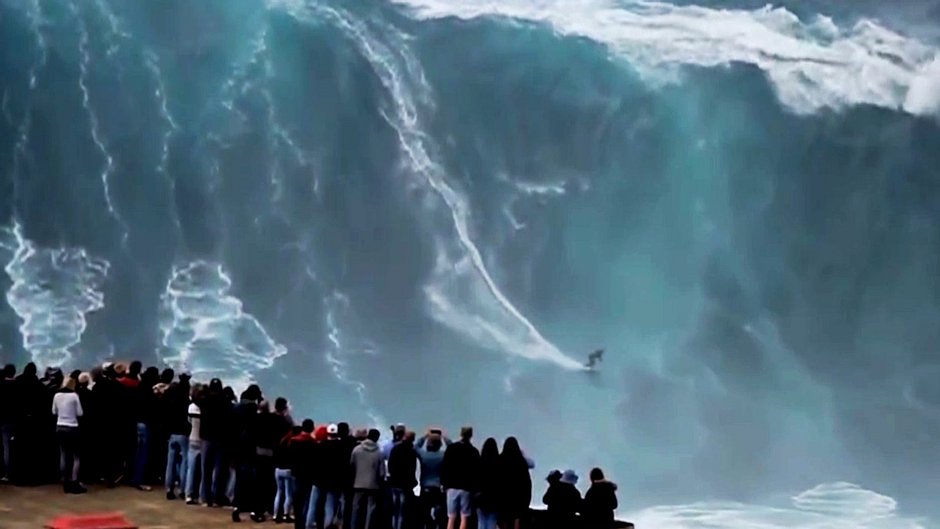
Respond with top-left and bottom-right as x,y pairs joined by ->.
0,361 -> 620,529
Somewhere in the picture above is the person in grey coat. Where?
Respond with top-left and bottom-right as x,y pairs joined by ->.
350,429 -> 386,529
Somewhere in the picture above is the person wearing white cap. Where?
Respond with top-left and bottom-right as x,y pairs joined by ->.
317,423 -> 346,528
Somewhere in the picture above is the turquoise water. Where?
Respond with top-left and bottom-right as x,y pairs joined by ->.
1,0 -> 939,526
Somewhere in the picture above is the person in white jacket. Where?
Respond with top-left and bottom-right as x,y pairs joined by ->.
52,378 -> 85,494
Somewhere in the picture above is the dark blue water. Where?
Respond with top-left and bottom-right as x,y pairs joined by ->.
1,0 -> 939,526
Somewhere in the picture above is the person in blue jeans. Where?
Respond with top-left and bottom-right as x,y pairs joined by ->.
197,378 -> 229,506
389,431 -> 419,529
131,367 -> 160,492
185,387 -> 205,504
163,373 -> 192,499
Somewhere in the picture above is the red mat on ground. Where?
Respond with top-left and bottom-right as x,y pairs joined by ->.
45,513 -> 137,529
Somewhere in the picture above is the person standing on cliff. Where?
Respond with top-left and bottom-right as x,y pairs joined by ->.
441,426 -> 480,529
581,468 -> 619,528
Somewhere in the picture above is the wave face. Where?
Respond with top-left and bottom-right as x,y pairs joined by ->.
1,0 -> 939,524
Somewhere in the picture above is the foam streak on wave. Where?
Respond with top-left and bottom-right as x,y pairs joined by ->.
324,291 -> 386,428
157,261 -> 287,389
142,50 -> 182,232
10,0 -> 48,209
69,2 -> 125,238
0,223 -> 109,368
293,3 -> 582,370
393,0 -> 940,115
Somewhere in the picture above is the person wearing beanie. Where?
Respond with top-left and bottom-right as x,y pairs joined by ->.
542,469 -> 582,529
581,468 -> 619,529
350,429 -> 385,529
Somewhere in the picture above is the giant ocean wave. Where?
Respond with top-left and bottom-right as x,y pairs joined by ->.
1,0 -> 939,526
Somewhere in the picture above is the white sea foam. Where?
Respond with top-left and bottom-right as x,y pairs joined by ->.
157,260 -> 286,389
286,3 -> 582,370
393,0 -> 940,116
630,482 -> 925,529
0,223 -> 109,368
324,291 -> 386,428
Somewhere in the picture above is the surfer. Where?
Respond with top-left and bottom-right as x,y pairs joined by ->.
585,349 -> 604,370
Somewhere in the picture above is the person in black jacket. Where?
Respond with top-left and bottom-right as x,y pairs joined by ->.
198,378 -> 229,507
388,431 -> 419,529
14,363 -> 46,485
291,420 -> 317,529
231,386 -> 262,522
441,426 -> 480,529
581,468 -> 618,529
0,364 -> 16,481
163,373 -> 191,500
318,424 -> 347,529
131,367 -> 159,491
542,470 -> 582,529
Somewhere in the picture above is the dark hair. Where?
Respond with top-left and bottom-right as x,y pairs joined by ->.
481,437 -> 499,465
24,362 -> 37,376
129,361 -> 142,376
223,386 -> 236,402
275,397 -> 288,412
2,364 -> 15,378
160,368 -> 175,384
547,470 -> 562,485
460,426 -> 473,441
302,419 -> 315,434
209,378 -> 223,392
367,429 -> 381,442
291,425 -> 302,436
142,367 -> 159,385
338,422 -> 350,437
242,384 -> 262,402
501,436 -> 527,471
590,468 -> 605,482
69,369 -> 81,381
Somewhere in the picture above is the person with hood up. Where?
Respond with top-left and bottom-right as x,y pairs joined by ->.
350,428 -> 385,529
542,470 -> 582,529
388,431 -> 419,529
581,468 -> 618,529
